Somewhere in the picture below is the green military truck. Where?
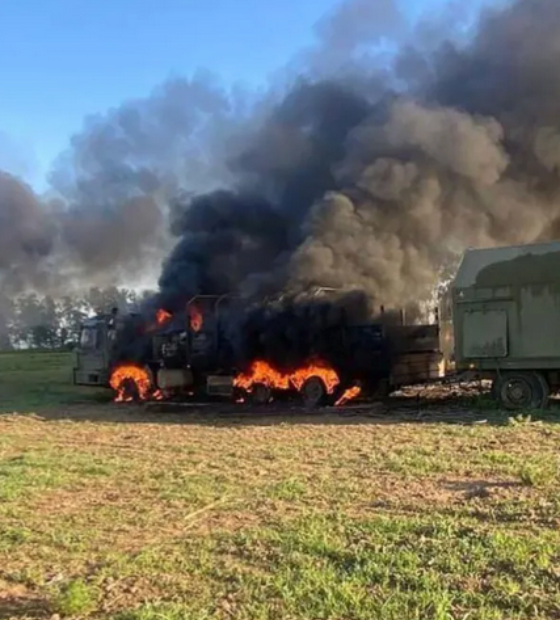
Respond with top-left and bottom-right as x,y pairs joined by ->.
443,240 -> 560,410
73,308 -> 145,387
73,311 -> 118,387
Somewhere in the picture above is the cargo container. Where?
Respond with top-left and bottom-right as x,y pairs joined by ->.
447,240 -> 560,409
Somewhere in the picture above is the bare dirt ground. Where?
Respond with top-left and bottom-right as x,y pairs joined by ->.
1,353 -> 560,619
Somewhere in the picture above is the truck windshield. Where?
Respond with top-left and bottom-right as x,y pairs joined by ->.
79,327 -> 98,349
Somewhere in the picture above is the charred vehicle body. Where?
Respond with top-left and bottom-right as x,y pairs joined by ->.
73,292 -> 443,407
73,309 -> 145,387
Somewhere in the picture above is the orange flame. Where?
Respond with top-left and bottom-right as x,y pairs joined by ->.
335,386 -> 362,406
189,305 -> 203,332
233,359 -> 340,394
146,308 -> 172,332
290,362 -> 340,393
109,365 -> 152,402
156,308 -> 172,326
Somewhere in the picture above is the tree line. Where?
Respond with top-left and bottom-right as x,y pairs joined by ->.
0,287 -> 153,350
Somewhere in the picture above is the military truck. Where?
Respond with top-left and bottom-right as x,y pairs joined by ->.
73,293 -> 443,406
444,240 -> 560,410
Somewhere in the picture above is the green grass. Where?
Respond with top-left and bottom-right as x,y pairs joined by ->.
52,578 -> 100,616
0,350 -> 108,411
0,352 -> 560,619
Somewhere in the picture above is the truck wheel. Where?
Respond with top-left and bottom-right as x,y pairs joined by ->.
495,372 -> 548,410
122,377 -> 140,402
301,376 -> 327,408
533,372 -> 550,408
250,383 -> 272,405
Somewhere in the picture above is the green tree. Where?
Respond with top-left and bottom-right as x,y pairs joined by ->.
85,286 -> 137,314
59,295 -> 89,346
14,294 -> 61,349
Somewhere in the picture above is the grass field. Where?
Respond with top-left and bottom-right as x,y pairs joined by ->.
0,351 -> 109,411
0,351 -> 560,619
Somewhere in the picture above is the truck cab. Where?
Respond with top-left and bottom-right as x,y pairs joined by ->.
73,309 -> 143,387
73,315 -> 114,387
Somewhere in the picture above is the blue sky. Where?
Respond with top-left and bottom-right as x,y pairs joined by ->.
0,0 -> 475,190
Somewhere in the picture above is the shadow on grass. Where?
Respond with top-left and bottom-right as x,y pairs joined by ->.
441,479 -> 523,494
5,392 -> 560,428
0,595 -> 51,620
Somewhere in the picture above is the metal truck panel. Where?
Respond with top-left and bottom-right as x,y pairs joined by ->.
390,351 -> 444,387
462,309 -> 508,358
156,368 -> 194,389
73,367 -> 109,387
73,349 -> 110,387
386,324 -> 440,353
206,375 -> 234,397
516,285 -> 560,357
453,240 -> 560,371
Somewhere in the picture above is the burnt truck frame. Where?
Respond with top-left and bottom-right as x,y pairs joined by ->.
73,293 -> 443,406
73,241 -> 560,410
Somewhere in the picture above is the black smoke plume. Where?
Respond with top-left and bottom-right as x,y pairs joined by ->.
155,0 -> 560,320
3,0 -> 560,369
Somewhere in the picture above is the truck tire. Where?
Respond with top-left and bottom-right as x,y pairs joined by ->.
495,372 -> 548,410
122,377 -> 140,402
533,372 -> 550,407
301,376 -> 327,408
250,383 -> 272,405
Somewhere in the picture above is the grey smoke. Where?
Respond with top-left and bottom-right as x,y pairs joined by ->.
0,72 -> 243,295
282,99 -> 512,303
0,172 -> 57,293
2,0 -> 560,316
0,171 -> 166,294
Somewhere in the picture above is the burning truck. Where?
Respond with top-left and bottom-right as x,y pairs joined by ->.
75,240 -> 560,411
73,289 -> 444,408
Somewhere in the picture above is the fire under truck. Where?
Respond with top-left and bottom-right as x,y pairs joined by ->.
73,291 -> 443,407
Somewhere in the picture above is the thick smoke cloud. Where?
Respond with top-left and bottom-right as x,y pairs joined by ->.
0,73 -> 244,294
0,172 -> 58,293
2,0 -> 560,318
283,100 -> 512,302
0,171 -> 166,294
157,0 -> 560,317
158,189 -> 290,310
